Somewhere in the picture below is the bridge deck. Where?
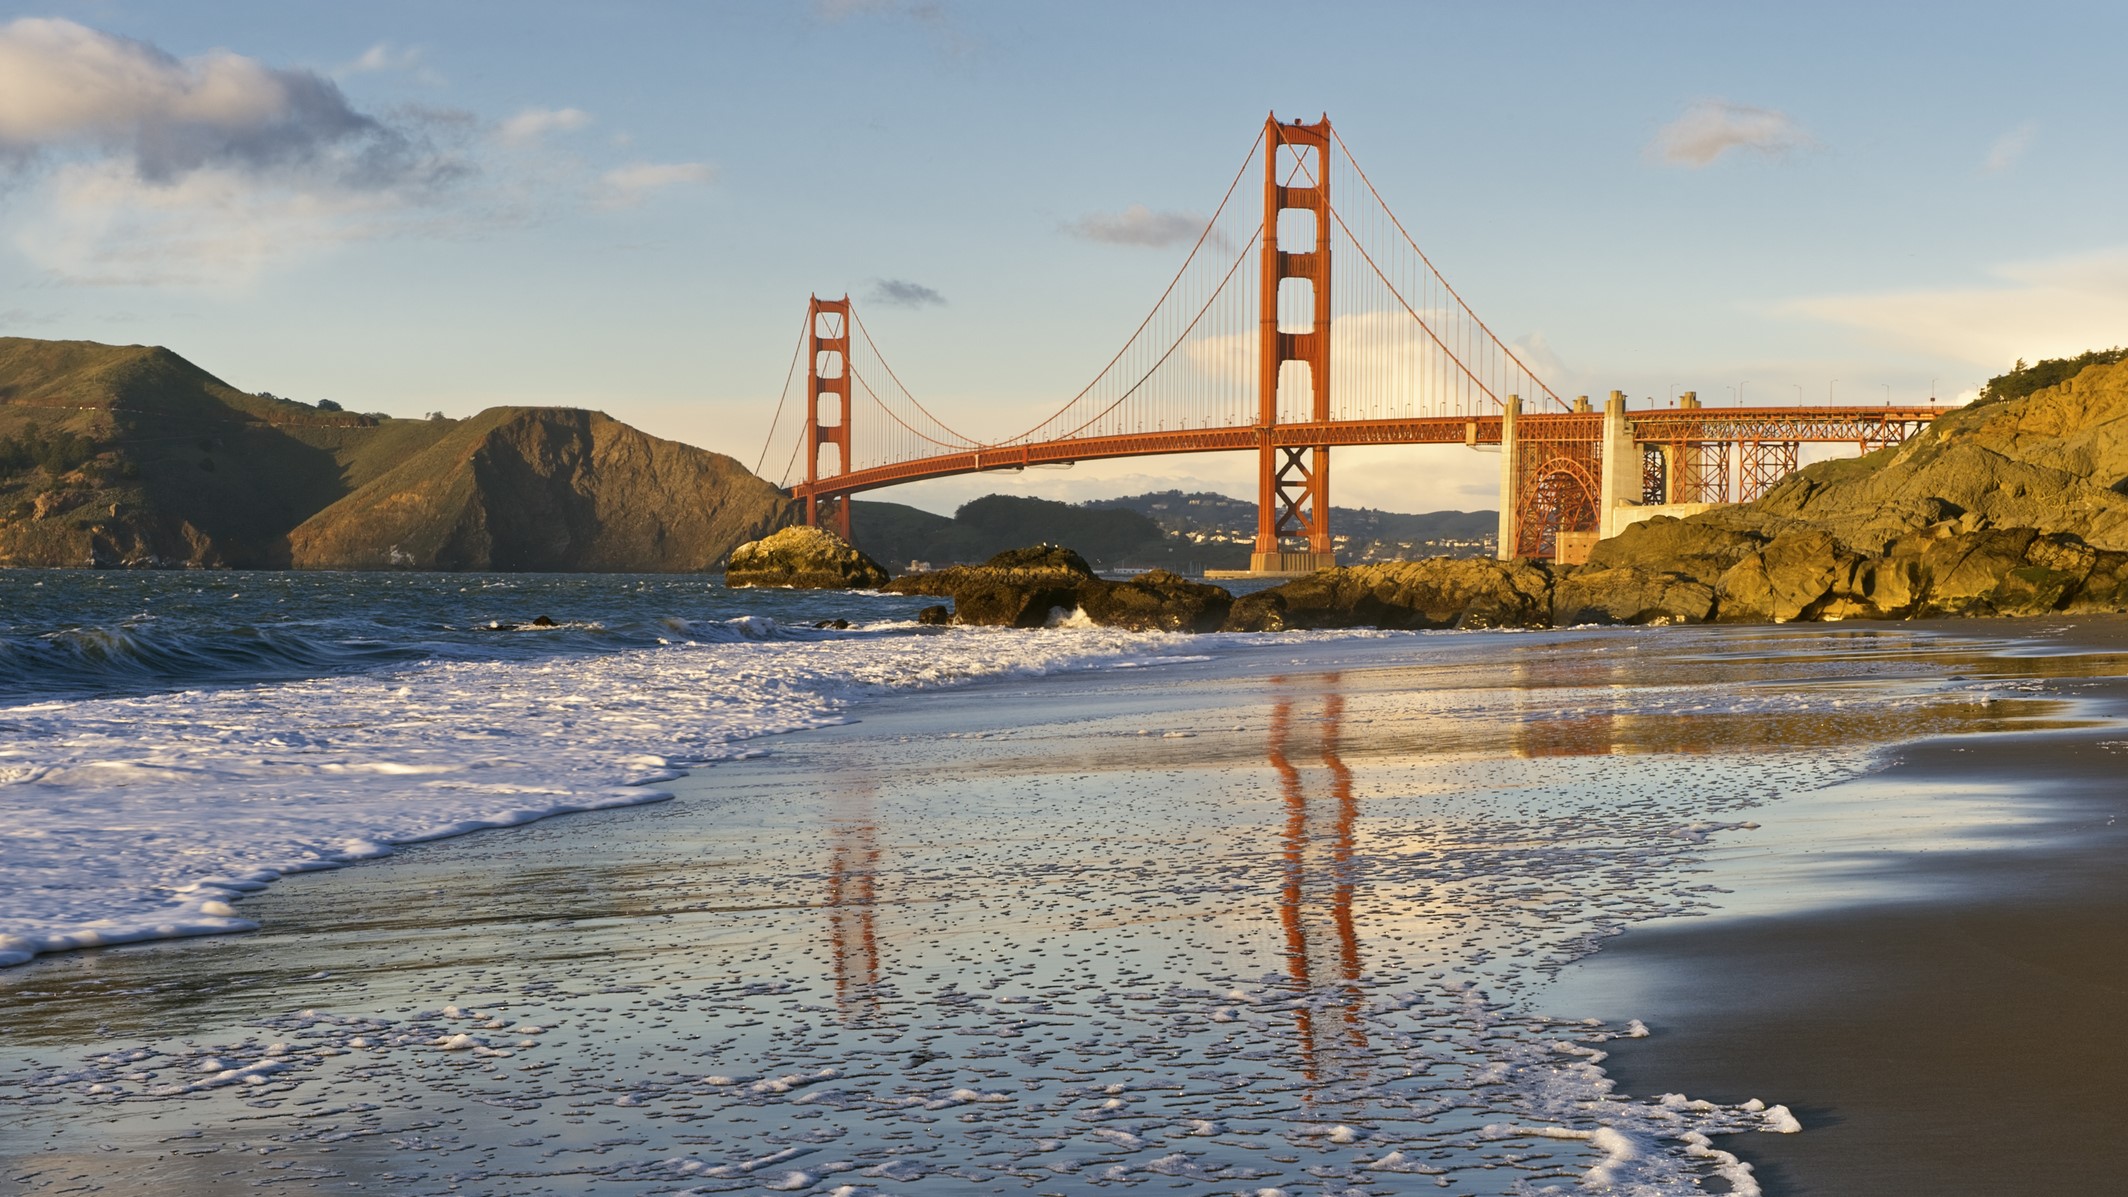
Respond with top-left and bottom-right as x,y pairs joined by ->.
792,407 -> 1942,501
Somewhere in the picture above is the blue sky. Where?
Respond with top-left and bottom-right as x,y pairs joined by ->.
3,1 -> 2124,513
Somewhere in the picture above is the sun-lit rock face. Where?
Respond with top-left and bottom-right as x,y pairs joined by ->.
289,407 -> 793,572
726,525 -> 890,590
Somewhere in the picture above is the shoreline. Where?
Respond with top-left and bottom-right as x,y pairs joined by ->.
4,620 -> 2123,1194
1546,616 -> 2128,1194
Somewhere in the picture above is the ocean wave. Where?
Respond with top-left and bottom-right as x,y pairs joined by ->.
0,622 -> 1217,968
0,595 -> 931,704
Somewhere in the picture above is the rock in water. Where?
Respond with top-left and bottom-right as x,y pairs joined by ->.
884,544 -> 1099,627
726,525 -> 890,590
1079,569 -> 1232,632
884,545 -> 1232,630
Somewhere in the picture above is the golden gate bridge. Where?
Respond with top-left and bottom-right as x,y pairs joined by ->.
758,113 -> 1939,567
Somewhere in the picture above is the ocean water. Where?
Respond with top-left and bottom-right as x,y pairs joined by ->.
0,573 -> 2068,1195
0,570 -> 1225,967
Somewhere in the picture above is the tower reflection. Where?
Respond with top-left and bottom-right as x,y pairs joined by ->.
824,781 -> 882,1019
1267,675 -> 1368,1087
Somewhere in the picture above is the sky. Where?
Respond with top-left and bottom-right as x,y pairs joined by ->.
3,0 -> 2125,515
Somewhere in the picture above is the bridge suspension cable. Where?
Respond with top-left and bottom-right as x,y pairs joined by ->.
776,113 -> 1572,492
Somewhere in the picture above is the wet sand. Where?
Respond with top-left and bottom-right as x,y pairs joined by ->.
4,623 -> 2124,1195
1551,618 -> 2128,1195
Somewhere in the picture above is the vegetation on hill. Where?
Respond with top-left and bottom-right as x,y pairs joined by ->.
0,424 -> 98,474
0,337 -> 788,570
852,495 -> 1166,569
1089,490 -> 1496,560
288,407 -> 789,571
852,489 -> 1498,572
1976,348 -> 2128,407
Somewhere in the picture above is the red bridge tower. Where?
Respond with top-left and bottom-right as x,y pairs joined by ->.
1253,114 -> 1337,573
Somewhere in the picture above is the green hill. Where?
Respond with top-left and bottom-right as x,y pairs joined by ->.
851,494 -> 1168,570
290,407 -> 790,570
850,490 -> 1496,572
0,337 -> 789,570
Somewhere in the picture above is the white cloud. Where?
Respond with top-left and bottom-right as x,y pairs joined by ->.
1063,205 -> 1207,248
499,106 -> 591,146
0,18 -> 477,286
0,19 -> 710,285
0,18 -> 440,185
1982,121 -> 2037,174
1783,247 -> 2128,368
344,42 -> 423,75
1184,310 -> 1535,417
12,158 -> 412,287
868,278 -> 946,308
1648,99 -> 1814,168
597,161 -> 714,207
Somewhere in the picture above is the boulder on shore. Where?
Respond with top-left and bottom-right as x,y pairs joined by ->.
884,545 -> 1232,631
726,525 -> 890,589
1224,558 -> 1554,632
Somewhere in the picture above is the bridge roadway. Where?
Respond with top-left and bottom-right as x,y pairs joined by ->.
790,405 -> 1944,502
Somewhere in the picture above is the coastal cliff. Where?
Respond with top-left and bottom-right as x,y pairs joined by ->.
288,408 -> 790,571
0,337 -> 792,571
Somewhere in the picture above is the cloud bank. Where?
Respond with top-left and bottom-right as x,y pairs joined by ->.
1983,122 -> 2037,174
1064,204 -> 1207,248
0,18 -> 713,286
868,278 -> 946,308
499,106 -> 592,146
598,161 -> 714,207
1648,100 -> 1813,168
1784,247 -> 2128,368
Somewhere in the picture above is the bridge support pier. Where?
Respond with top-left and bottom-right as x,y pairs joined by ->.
1597,390 -> 1638,539
1249,113 -> 1338,576
803,295 -> 854,542
1495,396 -> 1520,561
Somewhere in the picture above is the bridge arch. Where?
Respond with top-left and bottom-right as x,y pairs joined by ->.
1514,455 -> 1599,560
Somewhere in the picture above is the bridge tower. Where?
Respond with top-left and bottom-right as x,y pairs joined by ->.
1252,113 -> 1337,575
803,294 -> 853,540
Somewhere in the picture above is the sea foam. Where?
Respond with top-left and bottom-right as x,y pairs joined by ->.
0,620 -> 1205,967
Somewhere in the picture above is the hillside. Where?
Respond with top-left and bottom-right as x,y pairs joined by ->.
0,337 -> 458,566
0,338 -> 790,570
851,495 -> 1168,570
851,490 -> 1499,572
1664,354 -> 2128,553
1087,491 -> 1498,560
290,407 -> 790,570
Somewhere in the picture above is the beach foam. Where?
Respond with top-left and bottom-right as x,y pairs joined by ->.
0,621 -> 1213,967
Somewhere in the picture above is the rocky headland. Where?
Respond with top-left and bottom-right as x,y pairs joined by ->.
0,337 -> 790,570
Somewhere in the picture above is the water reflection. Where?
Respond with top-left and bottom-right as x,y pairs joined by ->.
824,779 -> 883,1019
1268,675 -> 1368,1089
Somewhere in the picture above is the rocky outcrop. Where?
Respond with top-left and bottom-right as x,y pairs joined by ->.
885,545 -> 1233,631
726,525 -> 889,589
288,408 -> 793,571
1573,515 -> 2128,622
1552,566 -> 1715,626
1551,359 -> 2128,623
1079,569 -> 1233,633
1223,559 -> 1553,632
1612,358 -> 2128,556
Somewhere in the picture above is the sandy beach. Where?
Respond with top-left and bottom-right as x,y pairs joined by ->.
1550,619 -> 2128,1195
4,621 -> 2124,1195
